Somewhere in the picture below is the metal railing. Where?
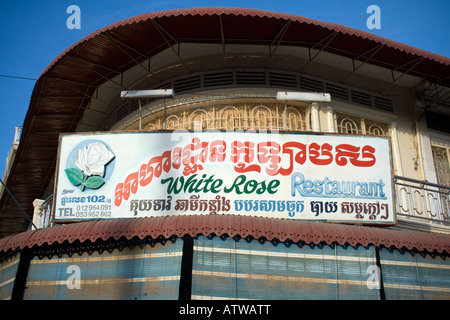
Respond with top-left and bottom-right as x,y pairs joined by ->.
394,175 -> 450,226
36,194 -> 54,229
33,176 -> 450,229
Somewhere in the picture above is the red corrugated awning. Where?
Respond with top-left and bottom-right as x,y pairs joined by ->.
1,215 -> 450,254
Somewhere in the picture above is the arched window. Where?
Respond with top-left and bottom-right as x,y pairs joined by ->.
144,123 -> 158,130
252,105 -> 273,129
365,120 -> 389,136
166,115 -> 180,130
141,101 -> 306,132
190,109 -> 209,131
336,113 -> 390,136
337,116 -> 361,134
285,107 -> 305,131
220,106 -> 242,129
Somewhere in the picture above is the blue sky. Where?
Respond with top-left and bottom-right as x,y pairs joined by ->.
0,0 -> 449,179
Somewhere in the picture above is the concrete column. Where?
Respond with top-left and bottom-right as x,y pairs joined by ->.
32,199 -> 44,230
415,119 -> 438,183
389,122 -> 403,176
311,103 -> 320,132
325,106 -> 335,133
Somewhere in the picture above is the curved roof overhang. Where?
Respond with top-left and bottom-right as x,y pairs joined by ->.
1,215 -> 450,256
1,7 -> 449,237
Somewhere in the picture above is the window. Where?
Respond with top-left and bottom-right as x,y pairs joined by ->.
251,105 -> 274,129
192,235 -> 380,300
335,113 -> 390,136
432,146 -> 450,187
285,107 -> 305,131
220,106 -> 242,130
166,115 -> 181,130
141,101 -> 308,132
430,143 -> 450,223
336,114 -> 362,134
190,110 -> 209,131
379,247 -> 450,299
24,240 -> 183,300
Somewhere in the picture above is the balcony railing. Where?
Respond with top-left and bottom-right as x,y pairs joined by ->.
394,176 -> 450,226
36,194 -> 54,229
32,176 -> 450,230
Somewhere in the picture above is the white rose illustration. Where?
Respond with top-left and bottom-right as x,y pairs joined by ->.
75,141 -> 115,177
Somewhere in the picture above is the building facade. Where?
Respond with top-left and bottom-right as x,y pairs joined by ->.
0,8 -> 450,300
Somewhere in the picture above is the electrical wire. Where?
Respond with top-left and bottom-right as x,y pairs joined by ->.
0,74 -> 37,81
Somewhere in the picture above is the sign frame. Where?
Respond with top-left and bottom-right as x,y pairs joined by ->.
52,130 -> 397,226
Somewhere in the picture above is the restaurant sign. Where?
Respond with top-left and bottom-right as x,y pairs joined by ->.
53,131 -> 396,225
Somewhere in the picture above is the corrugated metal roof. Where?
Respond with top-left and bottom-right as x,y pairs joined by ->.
40,7 -> 450,75
1,7 -> 449,237
1,215 -> 450,254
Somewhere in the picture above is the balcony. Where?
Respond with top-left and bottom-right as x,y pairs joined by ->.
394,176 -> 450,231
31,176 -> 450,233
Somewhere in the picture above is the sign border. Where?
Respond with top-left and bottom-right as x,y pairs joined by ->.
52,130 -> 397,226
